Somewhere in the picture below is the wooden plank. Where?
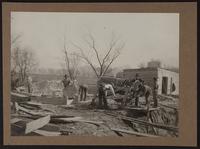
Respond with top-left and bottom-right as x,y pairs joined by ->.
15,114 -> 75,120
11,118 -> 22,124
51,117 -> 83,123
60,104 -> 75,109
34,130 -> 61,136
25,115 -> 50,134
11,92 -> 28,98
19,104 -> 39,110
51,115 -> 75,118
16,118 -> 60,131
15,102 -> 50,116
111,128 -> 158,137
158,94 -> 176,101
56,117 -> 83,121
67,99 -> 73,105
159,103 -> 178,110
11,92 -> 30,103
53,117 -> 104,126
15,102 -> 39,116
105,112 -> 178,132
125,106 -> 160,112
74,119 -> 104,125
11,118 -> 62,136
22,101 -> 43,107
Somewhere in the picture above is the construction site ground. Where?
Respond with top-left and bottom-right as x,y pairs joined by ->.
11,93 -> 179,137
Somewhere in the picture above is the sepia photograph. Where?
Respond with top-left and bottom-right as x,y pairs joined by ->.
9,12 -> 180,137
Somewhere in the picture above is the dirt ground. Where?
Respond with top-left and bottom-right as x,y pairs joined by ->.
11,94 -> 179,137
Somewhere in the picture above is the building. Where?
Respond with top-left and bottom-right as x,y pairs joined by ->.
147,60 -> 162,68
122,67 -> 179,95
116,71 -> 124,78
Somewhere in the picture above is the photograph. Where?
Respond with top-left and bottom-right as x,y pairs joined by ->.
10,12 -> 179,138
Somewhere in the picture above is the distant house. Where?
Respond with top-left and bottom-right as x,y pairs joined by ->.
116,71 -> 124,78
123,67 -> 179,95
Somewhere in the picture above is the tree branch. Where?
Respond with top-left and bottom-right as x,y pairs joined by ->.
64,44 -> 72,79
102,53 -> 120,76
102,36 -> 119,66
71,42 -> 99,78
85,34 -> 102,67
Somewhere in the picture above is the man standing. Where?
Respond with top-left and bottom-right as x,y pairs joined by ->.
27,76 -> 32,93
79,84 -> 88,101
153,77 -> 159,107
135,73 -> 139,80
133,80 -> 141,107
98,82 -> 108,109
62,74 -> 71,105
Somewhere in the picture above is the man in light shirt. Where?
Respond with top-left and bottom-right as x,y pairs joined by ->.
97,79 -> 116,109
104,83 -> 116,97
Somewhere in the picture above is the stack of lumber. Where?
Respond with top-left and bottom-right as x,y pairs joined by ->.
11,92 -> 30,102
11,101 -> 104,136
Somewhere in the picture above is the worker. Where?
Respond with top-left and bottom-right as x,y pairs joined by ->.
62,74 -> 71,105
98,82 -> 108,109
104,83 -> 116,97
133,80 -> 141,107
135,73 -> 139,80
153,77 -> 159,107
79,84 -> 88,101
27,76 -> 32,93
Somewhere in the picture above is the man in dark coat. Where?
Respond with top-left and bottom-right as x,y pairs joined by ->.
153,77 -> 159,107
98,82 -> 108,109
79,84 -> 88,101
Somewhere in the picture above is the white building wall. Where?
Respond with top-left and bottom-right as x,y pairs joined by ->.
157,68 -> 179,95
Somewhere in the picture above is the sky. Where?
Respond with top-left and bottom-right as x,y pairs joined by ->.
11,12 -> 179,70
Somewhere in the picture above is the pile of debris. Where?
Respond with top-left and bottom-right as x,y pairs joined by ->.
11,100 -> 106,136
10,90 -> 179,137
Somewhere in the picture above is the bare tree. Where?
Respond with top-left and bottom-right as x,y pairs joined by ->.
72,32 -> 125,78
63,36 -> 80,80
11,46 -> 37,84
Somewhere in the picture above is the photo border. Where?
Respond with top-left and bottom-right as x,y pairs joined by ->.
2,2 -> 197,146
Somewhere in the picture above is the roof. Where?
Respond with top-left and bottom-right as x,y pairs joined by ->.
123,67 -> 179,74
123,67 -> 157,72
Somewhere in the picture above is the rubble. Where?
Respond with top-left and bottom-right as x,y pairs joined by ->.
11,83 -> 179,137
